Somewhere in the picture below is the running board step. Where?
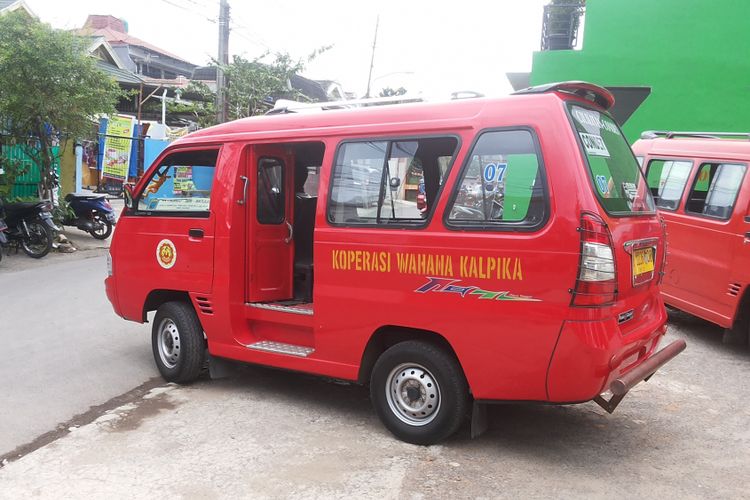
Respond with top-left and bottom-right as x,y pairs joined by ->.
246,340 -> 314,357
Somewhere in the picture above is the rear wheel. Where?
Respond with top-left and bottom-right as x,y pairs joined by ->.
152,301 -> 206,383
89,215 -> 112,240
370,340 -> 469,445
21,220 -> 52,258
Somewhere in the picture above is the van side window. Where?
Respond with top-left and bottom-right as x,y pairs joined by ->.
138,149 -> 218,214
446,129 -> 546,229
686,162 -> 747,219
257,157 -> 285,224
645,159 -> 692,211
327,137 -> 458,226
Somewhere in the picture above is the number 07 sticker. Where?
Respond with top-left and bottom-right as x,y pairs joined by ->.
483,162 -> 507,183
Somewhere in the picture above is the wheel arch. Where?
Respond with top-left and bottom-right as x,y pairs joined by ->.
142,289 -> 192,322
357,325 -> 464,385
731,284 -> 750,334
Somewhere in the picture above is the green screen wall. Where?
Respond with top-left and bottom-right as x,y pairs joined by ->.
530,0 -> 750,142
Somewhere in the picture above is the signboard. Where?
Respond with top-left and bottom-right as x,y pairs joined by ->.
102,115 -> 135,181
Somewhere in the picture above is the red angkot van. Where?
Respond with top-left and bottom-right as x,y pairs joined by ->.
106,82 -> 684,444
633,132 -> 750,345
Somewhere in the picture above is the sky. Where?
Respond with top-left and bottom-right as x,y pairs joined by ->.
25,0 -> 549,99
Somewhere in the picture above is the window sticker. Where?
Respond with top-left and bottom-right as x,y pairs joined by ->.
482,162 -> 507,183
173,166 -> 195,194
579,133 -> 610,157
595,175 -> 610,195
148,197 -> 210,211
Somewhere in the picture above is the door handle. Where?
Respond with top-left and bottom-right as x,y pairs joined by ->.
237,175 -> 249,205
284,221 -> 293,244
189,228 -> 204,239
744,231 -> 750,244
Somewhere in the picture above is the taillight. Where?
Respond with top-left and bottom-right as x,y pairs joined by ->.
571,212 -> 618,307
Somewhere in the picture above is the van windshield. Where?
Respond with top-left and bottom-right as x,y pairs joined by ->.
568,104 -> 654,215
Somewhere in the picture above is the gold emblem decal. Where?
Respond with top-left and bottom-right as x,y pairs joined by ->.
156,239 -> 177,269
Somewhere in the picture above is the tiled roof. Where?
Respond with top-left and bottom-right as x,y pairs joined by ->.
77,26 -> 195,67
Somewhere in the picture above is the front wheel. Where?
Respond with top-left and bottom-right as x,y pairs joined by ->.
370,341 -> 469,445
89,215 -> 112,240
21,220 -> 53,258
152,301 -> 206,383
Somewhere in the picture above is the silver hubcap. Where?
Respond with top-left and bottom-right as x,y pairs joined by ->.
157,318 -> 181,369
386,363 -> 441,426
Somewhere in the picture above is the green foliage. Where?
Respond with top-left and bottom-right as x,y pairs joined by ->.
222,52 -> 307,119
379,87 -> 408,97
51,199 -> 75,226
0,12 -> 122,198
0,155 -> 28,197
169,81 -> 216,129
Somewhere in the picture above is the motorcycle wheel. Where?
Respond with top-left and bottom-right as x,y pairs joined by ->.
21,220 -> 53,258
89,215 -> 113,240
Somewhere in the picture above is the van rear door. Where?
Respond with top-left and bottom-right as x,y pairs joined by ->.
567,104 -> 664,326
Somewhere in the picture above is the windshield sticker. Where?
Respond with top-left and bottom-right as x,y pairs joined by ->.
147,197 -> 210,211
595,175 -> 610,195
483,162 -> 507,183
572,108 -> 619,134
579,133 -> 610,157
156,239 -> 177,269
622,182 -> 638,209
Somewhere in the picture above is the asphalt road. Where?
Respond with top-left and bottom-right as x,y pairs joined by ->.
0,252 -> 157,458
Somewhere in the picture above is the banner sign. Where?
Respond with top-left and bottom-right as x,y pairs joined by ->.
102,115 -> 135,181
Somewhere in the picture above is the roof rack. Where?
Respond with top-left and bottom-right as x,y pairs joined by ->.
266,95 -> 425,115
640,130 -> 750,141
512,81 -> 614,110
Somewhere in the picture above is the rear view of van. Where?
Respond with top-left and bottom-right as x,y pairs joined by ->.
541,89 -> 682,408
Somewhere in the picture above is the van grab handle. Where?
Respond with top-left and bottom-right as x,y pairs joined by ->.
284,221 -> 293,244
237,175 -> 249,205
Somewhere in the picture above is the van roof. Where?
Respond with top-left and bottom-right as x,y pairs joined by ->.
176,81 -> 612,147
634,135 -> 750,162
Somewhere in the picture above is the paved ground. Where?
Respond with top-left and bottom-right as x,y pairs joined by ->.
0,309 -> 748,498
0,200 -> 158,459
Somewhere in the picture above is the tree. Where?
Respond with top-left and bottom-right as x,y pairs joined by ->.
0,12 -> 121,199
378,87 -> 408,97
222,52 -> 307,120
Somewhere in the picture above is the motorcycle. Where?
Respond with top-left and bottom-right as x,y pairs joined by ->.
61,193 -> 116,240
0,198 -> 57,258
0,215 -> 8,263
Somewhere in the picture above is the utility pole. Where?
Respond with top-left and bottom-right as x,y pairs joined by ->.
364,15 -> 379,98
216,0 -> 230,123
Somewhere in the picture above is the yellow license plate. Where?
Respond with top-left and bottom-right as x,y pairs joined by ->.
632,247 -> 655,278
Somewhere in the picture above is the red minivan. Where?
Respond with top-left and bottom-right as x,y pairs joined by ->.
633,132 -> 750,345
106,82 -> 683,444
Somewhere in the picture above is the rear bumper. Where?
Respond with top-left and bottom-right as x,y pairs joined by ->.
594,339 -> 686,413
546,301 -> 670,402
104,276 -> 121,317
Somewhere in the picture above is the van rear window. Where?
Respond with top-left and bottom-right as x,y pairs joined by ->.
568,105 -> 654,216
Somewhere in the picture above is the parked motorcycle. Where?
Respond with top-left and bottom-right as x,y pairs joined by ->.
61,193 -> 116,240
0,199 -> 57,258
0,214 -> 8,263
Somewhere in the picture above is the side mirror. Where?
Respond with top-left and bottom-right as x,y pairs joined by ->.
389,177 -> 401,189
123,183 -> 135,209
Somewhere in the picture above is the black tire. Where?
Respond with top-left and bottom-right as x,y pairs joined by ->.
89,215 -> 112,240
370,340 -> 469,445
152,301 -> 206,383
21,219 -> 53,258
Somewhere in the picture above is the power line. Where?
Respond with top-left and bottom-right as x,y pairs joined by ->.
158,0 -> 216,23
